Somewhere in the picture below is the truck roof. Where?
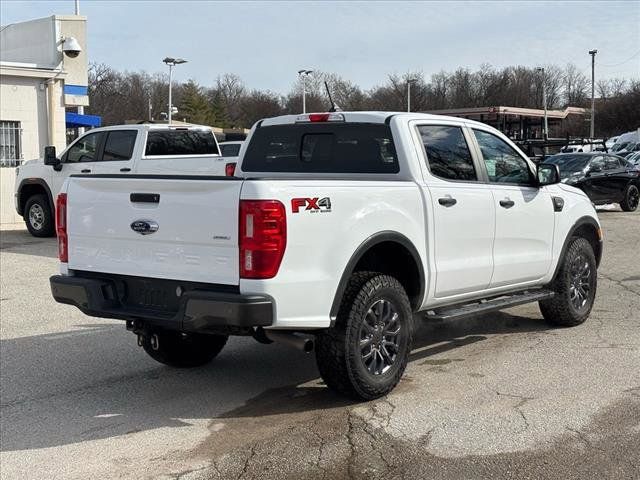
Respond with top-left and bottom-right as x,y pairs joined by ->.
82,123 -> 214,133
260,111 -> 490,128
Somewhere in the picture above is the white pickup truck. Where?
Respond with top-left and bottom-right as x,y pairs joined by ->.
50,112 -> 602,400
15,124 -> 227,237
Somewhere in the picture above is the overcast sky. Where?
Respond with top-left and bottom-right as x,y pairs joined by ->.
2,1 -> 639,92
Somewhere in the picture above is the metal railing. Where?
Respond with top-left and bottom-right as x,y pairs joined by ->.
0,121 -> 23,167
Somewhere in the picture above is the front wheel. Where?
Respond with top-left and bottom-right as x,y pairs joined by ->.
540,237 -> 597,327
141,330 -> 228,368
24,194 -> 55,237
315,272 -> 413,400
620,184 -> 639,212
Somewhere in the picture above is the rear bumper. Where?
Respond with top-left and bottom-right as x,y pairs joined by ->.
50,274 -> 273,332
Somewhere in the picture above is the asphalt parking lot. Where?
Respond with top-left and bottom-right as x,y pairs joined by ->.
1,207 -> 638,480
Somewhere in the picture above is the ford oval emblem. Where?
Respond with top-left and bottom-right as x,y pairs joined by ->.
130,220 -> 159,235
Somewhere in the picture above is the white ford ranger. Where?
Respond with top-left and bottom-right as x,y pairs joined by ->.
50,112 -> 602,400
15,124 -> 226,237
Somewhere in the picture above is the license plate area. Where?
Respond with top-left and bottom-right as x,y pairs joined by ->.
124,277 -> 180,312
72,270 -> 239,315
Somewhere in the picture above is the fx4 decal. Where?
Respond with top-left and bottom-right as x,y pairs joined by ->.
291,197 -> 332,213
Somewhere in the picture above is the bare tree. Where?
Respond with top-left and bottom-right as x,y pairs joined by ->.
563,63 -> 589,106
88,62 -> 638,133
213,74 -> 246,127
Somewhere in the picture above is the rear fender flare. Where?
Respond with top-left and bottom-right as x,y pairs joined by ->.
329,231 -> 425,321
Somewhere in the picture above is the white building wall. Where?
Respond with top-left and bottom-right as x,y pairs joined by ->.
0,169 -> 21,224
0,14 -> 87,226
1,75 -> 48,161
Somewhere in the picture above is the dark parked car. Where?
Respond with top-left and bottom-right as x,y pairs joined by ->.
543,153 -> 640,212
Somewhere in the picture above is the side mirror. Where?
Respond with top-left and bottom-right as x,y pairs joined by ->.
44,146 -> 60,167
590,165 -> 602,173
537,164 -> 560,186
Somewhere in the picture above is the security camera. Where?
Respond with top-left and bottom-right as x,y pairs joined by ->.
62,37 -> 82,58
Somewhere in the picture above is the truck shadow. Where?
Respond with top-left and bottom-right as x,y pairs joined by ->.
0,311 -> 552,451
0,228 -> 57,259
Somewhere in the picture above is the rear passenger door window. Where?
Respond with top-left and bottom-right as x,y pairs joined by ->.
473,129 -> 533,185
102,130 -> 137,161
417,125 -> 477,181
605,156 -> 621,170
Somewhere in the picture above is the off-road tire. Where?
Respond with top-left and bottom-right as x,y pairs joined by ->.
24,194 -> 55,237
315,272 -> 413,400
540,237 -> 597,327
141,330 -> 228,368
620,184 -> 639,212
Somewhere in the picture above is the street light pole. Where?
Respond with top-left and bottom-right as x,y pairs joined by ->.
163,57 -> 187,124
589,49 -> 598,139
168,63 -> 173,123
298,70 -> 313,114
536,67 -> 548,140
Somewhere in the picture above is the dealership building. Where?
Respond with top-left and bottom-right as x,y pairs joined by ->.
0,14 -> 97,223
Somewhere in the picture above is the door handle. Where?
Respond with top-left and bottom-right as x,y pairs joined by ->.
438,196 -> 457,207
499,199 -> 515,209
120,168 -> 131,172
81,169 -> 91,173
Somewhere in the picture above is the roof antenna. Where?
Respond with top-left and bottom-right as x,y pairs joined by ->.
324,81 -> 341,112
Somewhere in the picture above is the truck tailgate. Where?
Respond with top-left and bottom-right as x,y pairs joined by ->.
66,175 -> 241,285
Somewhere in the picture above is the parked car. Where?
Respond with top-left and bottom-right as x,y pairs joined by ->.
611,130 -> 640,158
543,152 -> 640,211
14,124 -> 224,237
50,111 -> 603,400
560,143 -> 605,154
626,151 -> 640,169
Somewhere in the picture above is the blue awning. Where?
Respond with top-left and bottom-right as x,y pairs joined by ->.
65,112 -> 102,128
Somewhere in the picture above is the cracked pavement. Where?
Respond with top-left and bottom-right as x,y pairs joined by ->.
1,207 -> 638,479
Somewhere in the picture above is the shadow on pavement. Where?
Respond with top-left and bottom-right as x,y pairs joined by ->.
0,229 -> 57,259
0,309 -> 553,451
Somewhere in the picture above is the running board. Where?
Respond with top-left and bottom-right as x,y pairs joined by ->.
424,289 -> 555,321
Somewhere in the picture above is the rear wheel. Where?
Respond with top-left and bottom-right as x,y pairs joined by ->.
141,330 -> 228,368
540,237 -> 597,327
315,272 -> 413,400
620,184 -> 639,212
24,194 -> 55,237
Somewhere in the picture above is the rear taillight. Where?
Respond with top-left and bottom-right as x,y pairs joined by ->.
55,193 -> 68,263
239,200 -> 286,279
225,162 -> 236,176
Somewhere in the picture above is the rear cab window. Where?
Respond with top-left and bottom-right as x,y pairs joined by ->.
241,123 -> 399,173
220,143 -> 241,157
144,129 -> 219,157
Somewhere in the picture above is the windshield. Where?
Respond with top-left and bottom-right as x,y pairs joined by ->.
544,154 -> 589,177
612,142 -> 631,152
